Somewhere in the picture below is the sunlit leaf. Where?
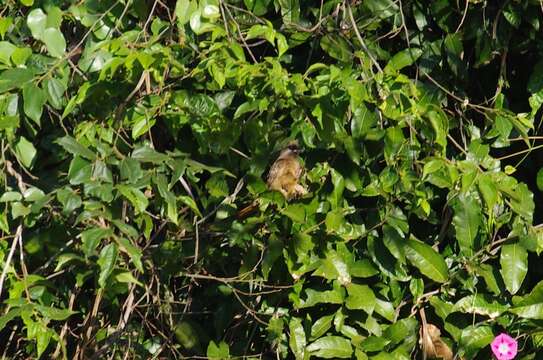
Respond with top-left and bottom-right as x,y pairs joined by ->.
500,242 -> 528,295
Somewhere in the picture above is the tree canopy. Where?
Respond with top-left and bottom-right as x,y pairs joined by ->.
1,0 -> 543,358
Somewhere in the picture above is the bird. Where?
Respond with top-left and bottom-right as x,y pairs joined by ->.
236,140 -> 306,219
266,140 -> 307,200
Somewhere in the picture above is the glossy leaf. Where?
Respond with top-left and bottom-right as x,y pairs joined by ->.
405,238 -> 448,283
306,336 -> 353,358
27,9 -> 46,40
500,243 -> 528,295
452,193 -> 481,256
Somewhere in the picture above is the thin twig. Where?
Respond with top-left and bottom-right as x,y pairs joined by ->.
0,225 -> 22,299
346,3 -> 383,73
455,0 -> 469,33
222,0 -> 258,63
398,0 -> 410,45
497,143 -> 543,161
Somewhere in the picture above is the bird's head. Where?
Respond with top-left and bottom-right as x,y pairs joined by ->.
280,140 -> 301,157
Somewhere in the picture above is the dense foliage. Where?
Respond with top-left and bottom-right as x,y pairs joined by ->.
2,0 -> 543,358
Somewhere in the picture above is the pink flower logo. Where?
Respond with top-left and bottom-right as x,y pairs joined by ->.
491,333 -> 518,360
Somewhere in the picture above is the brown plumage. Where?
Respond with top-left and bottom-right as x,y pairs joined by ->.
266,140 -> 306,200
236,141 -> 306,219
419,308 -> 453,360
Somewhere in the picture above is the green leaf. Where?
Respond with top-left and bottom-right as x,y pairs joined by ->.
276,33 -> 288,56
131,145 -> 169,163
351,102 -> 377,139
537,168 -> 543,191
478,173 -> 498,210
202,5 -> 220,19
329,168 -> 344,209
36,325 -> 53,358
0,17 -> 13,39
25,186 -> 46,202
117,237 -> 144,272
35,305 -> 77,320
27,8 -> 47,40
452,193 -> 481,256
54,253 -> 83,271
45,78 -> 66,109
61,82 -> 90,119
97,243 -> 118,288
458,325 -> 493,359
325,209 -> 344,233
350,259 -> 378,278
56,188 -> 82,214
320,34 -> 352,62
91,160 -> 113,183
385,48 -> 423,72
345,284 -> 376,314
0,212 -> 8,233
360,336 -> 389,352
42,28 -> 66,58
117,185 -> 149,214
80,227 -> 113,257
15,136 -> 37,168
22,83 -> 46,125
207,340 -> 230,359
299,288 -> 344,308
383,318 -> 418,345
510,280 -> 543,319
310,314 -> 334,340
313,250 -> 351,284
500,242 -> 528,295
68,157 -> 92,185
405,238 -> 448,283
179,195 -> 202,217
289,317 -> 306,360
528,60 -> 543,93
374,298 -> 395,322
383,225 -> 405,263
56,135 -> 95,160
0,191 -> 22,202
455,294 -> 507,318
0,41 -> 15,64
246,24 -> 275,44
115,271 -> 142,287
0,307 -> 23,331
0,68 -> 34,93
11,202 -> 30,218
120,158 -> 143,183
175,0 -> 197,26
306,336 -> 353,358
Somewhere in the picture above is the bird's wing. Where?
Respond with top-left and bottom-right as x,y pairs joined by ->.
267,158 -> 288,186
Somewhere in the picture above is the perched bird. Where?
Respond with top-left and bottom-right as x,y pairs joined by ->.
266,140 -> 306,200
236,140 -> 306,219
